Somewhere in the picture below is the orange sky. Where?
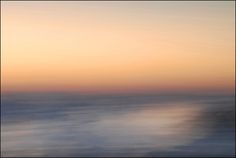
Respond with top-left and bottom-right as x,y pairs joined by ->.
1,2 -> 235,93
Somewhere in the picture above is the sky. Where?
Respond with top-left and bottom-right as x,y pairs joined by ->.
1,1 -> 235,94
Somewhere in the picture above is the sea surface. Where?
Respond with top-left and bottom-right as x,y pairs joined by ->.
1,92 -> 235,157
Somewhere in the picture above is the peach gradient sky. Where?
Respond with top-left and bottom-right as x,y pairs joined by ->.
1,1 -> 235,93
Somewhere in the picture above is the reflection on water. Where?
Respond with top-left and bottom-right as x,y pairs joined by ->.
1,93 -> 235,157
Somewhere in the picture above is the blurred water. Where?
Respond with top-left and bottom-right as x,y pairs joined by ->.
1,93 -> 235,157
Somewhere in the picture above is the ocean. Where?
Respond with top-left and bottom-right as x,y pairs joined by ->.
1,92 -> 235,157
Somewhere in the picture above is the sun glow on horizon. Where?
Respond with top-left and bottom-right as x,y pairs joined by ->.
1,1 -> 235,93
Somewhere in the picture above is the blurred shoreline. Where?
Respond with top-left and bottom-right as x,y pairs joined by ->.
1,92 -> 235,157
